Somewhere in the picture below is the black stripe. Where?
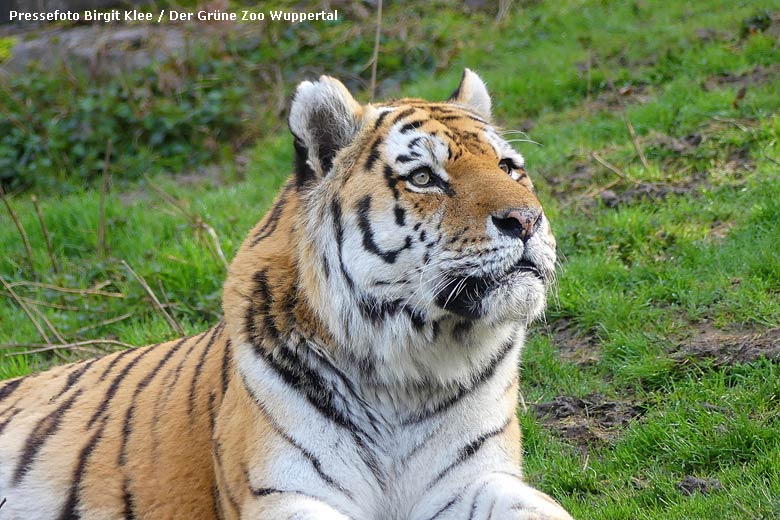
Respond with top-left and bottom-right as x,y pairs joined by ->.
399,120 -> 427,134
251,182 -> 293,246
161,331 -> 209,401
119,337 -> 189,466
13,388 -> 83,484
240,374 -> 353,499
87,347 -> 156,429
188,324 -> 223,420
372,110 -> 391,132
392,107 -> 416,123
331,198 -> 355,291
97,348 -> 136,382
251,341 -> 368,442
50,358 -> 98,403
0,378 -> 23,404
427,417 -> 512,490
384,164 -> 400,200
122,477 -> 136,520
220,339 -> 232,397
0,408 -> 20,436
356,196 -> 412,264
245,271 -> 279,346
364,137 -> 383,171
213,439 -> 241,517
403,338 -> 516,425
424,494 -> 462,520
248,485 -> 334,506
59,417 -> 108,520
394,205 -> 406,226
468,480 -> 492,520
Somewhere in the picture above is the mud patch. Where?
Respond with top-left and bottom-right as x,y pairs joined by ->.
671,326 -> 780,366
676,475 -> 723,496
532,395 -> 645,448
598,182 -> 695,208
541,318 -> 600,365
701,65 -> 780,92
589,83 -> 652,111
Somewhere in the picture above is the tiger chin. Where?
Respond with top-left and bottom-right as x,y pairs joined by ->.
0,70 -> 572,520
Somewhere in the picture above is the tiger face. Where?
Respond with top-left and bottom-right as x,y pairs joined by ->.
291,70 -> 556,345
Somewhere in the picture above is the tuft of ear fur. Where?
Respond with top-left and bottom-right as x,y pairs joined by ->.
448,68 -> 492,120
288,76 -> 363,186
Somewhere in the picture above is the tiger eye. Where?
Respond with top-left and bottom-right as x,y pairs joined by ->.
411,169 -> 432,187
498,159 -> 513,174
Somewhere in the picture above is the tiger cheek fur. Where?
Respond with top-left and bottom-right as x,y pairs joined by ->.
0,70 -> 572,520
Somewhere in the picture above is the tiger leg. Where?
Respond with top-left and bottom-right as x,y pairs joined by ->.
240,490 -> 350,520
427,473 -> 573,520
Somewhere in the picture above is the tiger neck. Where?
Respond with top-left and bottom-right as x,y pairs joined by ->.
223,182 -> 523,420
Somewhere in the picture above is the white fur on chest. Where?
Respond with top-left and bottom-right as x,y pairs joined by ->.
235,325 -> 523,520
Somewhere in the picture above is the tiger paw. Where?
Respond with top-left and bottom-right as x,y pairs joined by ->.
467,474 -> 574,520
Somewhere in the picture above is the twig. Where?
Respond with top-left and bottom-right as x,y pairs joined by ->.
197,216 -> 229,271
369,0 -> 383,102
590,151 -> 628,179
28,304 -> 66,344
0,278 -> 51,343
625,116 -> 650,171
31,195 -> 59,274
8,294 -> 80,311
122,259 -> 184,336
97,139 -> 113,257
518,391 -> 528,413
6,280 -> 124,298
5,345 -> 102,357
73,312 -> 134,336
0,339 -> 135,350
1,187 -> 36,276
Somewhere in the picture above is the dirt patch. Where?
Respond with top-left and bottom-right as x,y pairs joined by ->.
598,182 -> 695,208
589,83 -> 652,111
671,326 -> 780,366
701,65 -> 780,92
541,318 -> 600,365
532,394 -> 645,448
647,131 -> 704,154
676,475 -> 724,496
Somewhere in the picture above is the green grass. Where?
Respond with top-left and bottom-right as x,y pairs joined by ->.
2,0 -> 780,517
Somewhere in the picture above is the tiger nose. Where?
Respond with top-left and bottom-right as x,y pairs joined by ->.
491,208 -> 542,242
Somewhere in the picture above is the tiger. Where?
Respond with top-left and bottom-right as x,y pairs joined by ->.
0,69 -> 572,520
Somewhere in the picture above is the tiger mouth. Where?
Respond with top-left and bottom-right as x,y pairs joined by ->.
434,258 -> 547,319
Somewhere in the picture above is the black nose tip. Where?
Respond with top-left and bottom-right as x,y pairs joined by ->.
492,209 -> 541,241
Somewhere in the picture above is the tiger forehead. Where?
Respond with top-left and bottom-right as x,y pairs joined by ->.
371,101 -> 495,154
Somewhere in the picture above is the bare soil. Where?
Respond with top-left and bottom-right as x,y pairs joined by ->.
671,326 -> 780,366
532,394 -> 645,448
676,475 -> 724,496
541,318 -> 600,366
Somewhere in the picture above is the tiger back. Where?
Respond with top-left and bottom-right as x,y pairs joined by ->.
0,70 -> 573,520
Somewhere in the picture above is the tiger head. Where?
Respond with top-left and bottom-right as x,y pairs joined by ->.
226,70 -> 556,386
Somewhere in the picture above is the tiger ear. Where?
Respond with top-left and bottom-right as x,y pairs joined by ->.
448,68 -> 492,120
288,76 -> 363,186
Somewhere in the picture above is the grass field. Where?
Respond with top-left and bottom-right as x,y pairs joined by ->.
2,1 -> 780,518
